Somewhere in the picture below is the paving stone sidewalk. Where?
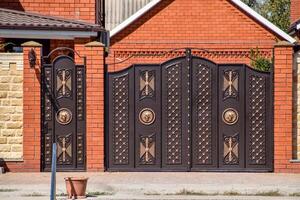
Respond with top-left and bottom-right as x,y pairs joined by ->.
0,172 -> 300,200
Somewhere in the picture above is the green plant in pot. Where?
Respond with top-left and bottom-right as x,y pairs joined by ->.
249,48 -> 272,72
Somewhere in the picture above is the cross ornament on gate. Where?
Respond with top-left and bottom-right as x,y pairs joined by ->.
140,137 -> 155,163
223,70 -> 238,97
61,138 -> 67,162
61,70 -> 66,95
57,69 -> 71,96
140,71 -> 155,96
224,136 -> 238,163
57,135 -> 72,163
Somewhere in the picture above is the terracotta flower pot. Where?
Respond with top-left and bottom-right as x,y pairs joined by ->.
64,177 -> 88,199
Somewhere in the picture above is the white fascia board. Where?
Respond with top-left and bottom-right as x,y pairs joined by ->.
110,0 -> 162,37
296,24 -> 300,30
230,0 -> 296,44
0,29 -> 97,40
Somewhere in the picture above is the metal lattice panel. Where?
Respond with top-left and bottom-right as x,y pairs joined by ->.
249,75 -> 266,165
77,134 -> 84,164
195,64 -> 213,165
44,68 -> 52,121
112,74 -> 130,165
165,64 -> 182,165
77,69 -> 84,120
186,56 -> 191,165
45,134 -> 52,164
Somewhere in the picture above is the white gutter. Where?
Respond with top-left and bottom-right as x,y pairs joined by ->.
110,0 -> 162,37
0,29 -> 97,40
230,0 -> 296,44
297,24 -> 300,30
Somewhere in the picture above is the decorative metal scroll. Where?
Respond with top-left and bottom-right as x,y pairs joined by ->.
222,108 -> 239,125
223,70 -> 238,99
140,135 -> 155,165
140,70 -> 155,99
223,134 -> 239,165
56,69 -> 72,98
139,108 -> 155,125
57,134 -> 72,164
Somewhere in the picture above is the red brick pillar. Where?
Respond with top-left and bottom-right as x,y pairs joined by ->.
75,40 -> 105,171
21,41 -> 42,172
274,41 -> 300,172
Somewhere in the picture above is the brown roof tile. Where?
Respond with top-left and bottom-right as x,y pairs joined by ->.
0,8 -> 102,32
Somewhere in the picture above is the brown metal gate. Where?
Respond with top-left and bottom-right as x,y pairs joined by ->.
41,48 -> 86,171
106,50 -> 273,172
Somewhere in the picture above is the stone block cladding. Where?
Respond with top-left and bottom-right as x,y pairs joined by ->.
0,53 -> 23,162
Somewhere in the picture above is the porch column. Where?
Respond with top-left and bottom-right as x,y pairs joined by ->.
75,40 -> 105,171
274,41 -> 300,172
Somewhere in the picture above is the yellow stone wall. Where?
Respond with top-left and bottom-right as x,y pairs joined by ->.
0,53 -> 23,161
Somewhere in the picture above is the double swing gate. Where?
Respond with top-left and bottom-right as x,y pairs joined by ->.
106,49 -> 273,172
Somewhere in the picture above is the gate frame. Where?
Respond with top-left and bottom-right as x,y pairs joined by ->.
41,47 -> 87,172
104,48 -> 274,172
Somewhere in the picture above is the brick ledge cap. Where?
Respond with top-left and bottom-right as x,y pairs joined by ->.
274,41 -> 294,47
1,158 -> 23,162
289,159 -> 300,163
21,41 -> 42,47
85,41 -> 104,47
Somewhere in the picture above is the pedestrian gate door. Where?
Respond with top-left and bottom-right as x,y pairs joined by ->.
41,48 -> 86,171
106,52 -> 273,171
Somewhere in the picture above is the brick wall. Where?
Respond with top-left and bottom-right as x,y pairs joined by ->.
3,39 -> 105,172
2,42 -> 42,172
0,53 -> 23,161
109,0 -> 277,71
274,43 -> 300,172
291,0 -> 300,23
74,39 -> 105,171
0,0 -> 95,23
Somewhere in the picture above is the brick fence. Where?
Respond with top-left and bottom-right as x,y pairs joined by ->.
2,40 -> 105,172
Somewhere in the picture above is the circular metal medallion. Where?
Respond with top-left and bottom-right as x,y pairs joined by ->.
222,108 -> 239,125
139,108 -> 155,125
56,108 -> 72,125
